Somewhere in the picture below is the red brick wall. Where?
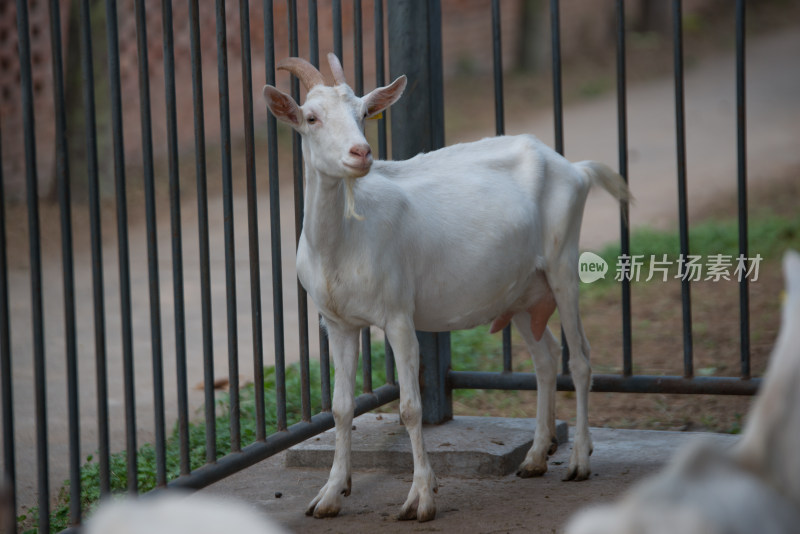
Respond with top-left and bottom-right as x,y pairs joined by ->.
0,0 -> 70,202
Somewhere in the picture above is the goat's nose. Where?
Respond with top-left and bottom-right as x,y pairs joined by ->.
349,144 -> 372,160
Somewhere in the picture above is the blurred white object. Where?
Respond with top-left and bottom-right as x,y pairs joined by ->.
565,250 -> 800,534
84,493 -> 288,534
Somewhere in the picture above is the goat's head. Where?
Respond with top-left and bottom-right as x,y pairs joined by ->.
262,53 -> 406,180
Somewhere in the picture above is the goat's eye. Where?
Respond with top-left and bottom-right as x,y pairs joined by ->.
306,115 -> 317,124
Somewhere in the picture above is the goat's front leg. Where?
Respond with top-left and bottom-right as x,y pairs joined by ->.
386,317 -> 438,522
307,324 -> 360,518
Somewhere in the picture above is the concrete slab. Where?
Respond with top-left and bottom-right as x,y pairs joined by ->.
285,414 -> 569,477
202,422 -> 741,533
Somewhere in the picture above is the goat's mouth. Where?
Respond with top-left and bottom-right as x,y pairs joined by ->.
343,160 -> 372,177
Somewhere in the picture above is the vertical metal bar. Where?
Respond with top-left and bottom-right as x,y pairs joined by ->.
352,0 -> 372,392
375,0 -> 395,386
428,1 -> 445,150
384,340 -> 396,385
491,0 -> 505,136
263,0 -> 288,431
361,330 -> 372,394
501,328 -> 512,373
333,0 -> 343,60
361,331 -> 373,395
309,0 -> 319,66
375,0 -> 388,160
288,0 -> 312,423
491,0 -> 513,374
389,1 -> 444,153
104,0 -> 138,491
80,0 -> 110,496
307,0 -> 332,412
389,0 -> 450,424
673,0 -> 694,378
16,0 -> 49,525
48,0 -> 80,521
161,0 -> 190,473
736,0 -> 750,379
616,0 -> 633,377
354,0 -> 364,94
550,0 -> 569,375
216,0 -> 241,451
133,0 -> 167,486
429,0 -> 448,411
239,0 -> 266,443
188,0 -> 217,464
0,125 -> 17,534
320,329 -> 331,411
550,0 -> 563,156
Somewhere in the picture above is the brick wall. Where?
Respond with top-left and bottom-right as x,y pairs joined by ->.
0,0 -> 70,202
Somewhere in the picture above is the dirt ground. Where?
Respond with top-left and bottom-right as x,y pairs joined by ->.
203,428 -> 740,534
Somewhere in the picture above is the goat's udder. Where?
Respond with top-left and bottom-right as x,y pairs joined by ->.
489,294 -> 557,341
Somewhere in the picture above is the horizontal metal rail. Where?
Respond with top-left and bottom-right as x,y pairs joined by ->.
449,371 -> 761,396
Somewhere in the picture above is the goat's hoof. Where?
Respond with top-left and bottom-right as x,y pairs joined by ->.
563,465 -> 591,481
306,495 -> 342,518
517,460 -> 548,478
307,479 -> 349,518
399,475 -> 437,522
416,500 -> 437,522
397,508 -> 415,521
517,465 -> 547,478
308,504 -> 341,519
398,502 -> 436,522
564,439 -> 592,481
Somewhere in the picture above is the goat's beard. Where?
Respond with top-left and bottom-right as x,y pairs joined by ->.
344,177 -> 364,221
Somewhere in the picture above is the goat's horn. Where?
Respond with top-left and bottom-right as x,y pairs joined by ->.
276,57 -> 325,91
328,53 -> 347,86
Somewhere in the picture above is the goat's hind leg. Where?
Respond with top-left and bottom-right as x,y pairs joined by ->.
550,266 -> 593,481
513,313 -> 560,478
307,325 -> 360,518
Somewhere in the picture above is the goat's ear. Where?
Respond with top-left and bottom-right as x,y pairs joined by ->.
262,85 -> 302,127
363,75 -> 407,118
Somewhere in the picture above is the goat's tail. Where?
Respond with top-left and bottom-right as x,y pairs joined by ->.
576,161 -> 633,205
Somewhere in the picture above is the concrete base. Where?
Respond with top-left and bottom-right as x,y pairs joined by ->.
205,424 -> 742,533
285,414 -> 569,477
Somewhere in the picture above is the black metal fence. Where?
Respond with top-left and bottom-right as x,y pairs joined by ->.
1,0 -> 759,532
461,0 -> 756,390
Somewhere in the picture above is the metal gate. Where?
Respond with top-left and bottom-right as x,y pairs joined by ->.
1,1 -> 759,532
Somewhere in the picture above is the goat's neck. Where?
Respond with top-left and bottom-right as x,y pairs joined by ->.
301,164 -> 349,260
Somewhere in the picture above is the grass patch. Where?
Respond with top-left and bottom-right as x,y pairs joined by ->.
23,361 -> 323,533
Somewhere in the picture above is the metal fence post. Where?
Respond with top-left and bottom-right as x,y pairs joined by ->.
388,0 -> 452,425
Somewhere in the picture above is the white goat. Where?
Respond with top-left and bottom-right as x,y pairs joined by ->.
84,493 -> 287,534
565,250 -> 800,534
262,53 -> 630,522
